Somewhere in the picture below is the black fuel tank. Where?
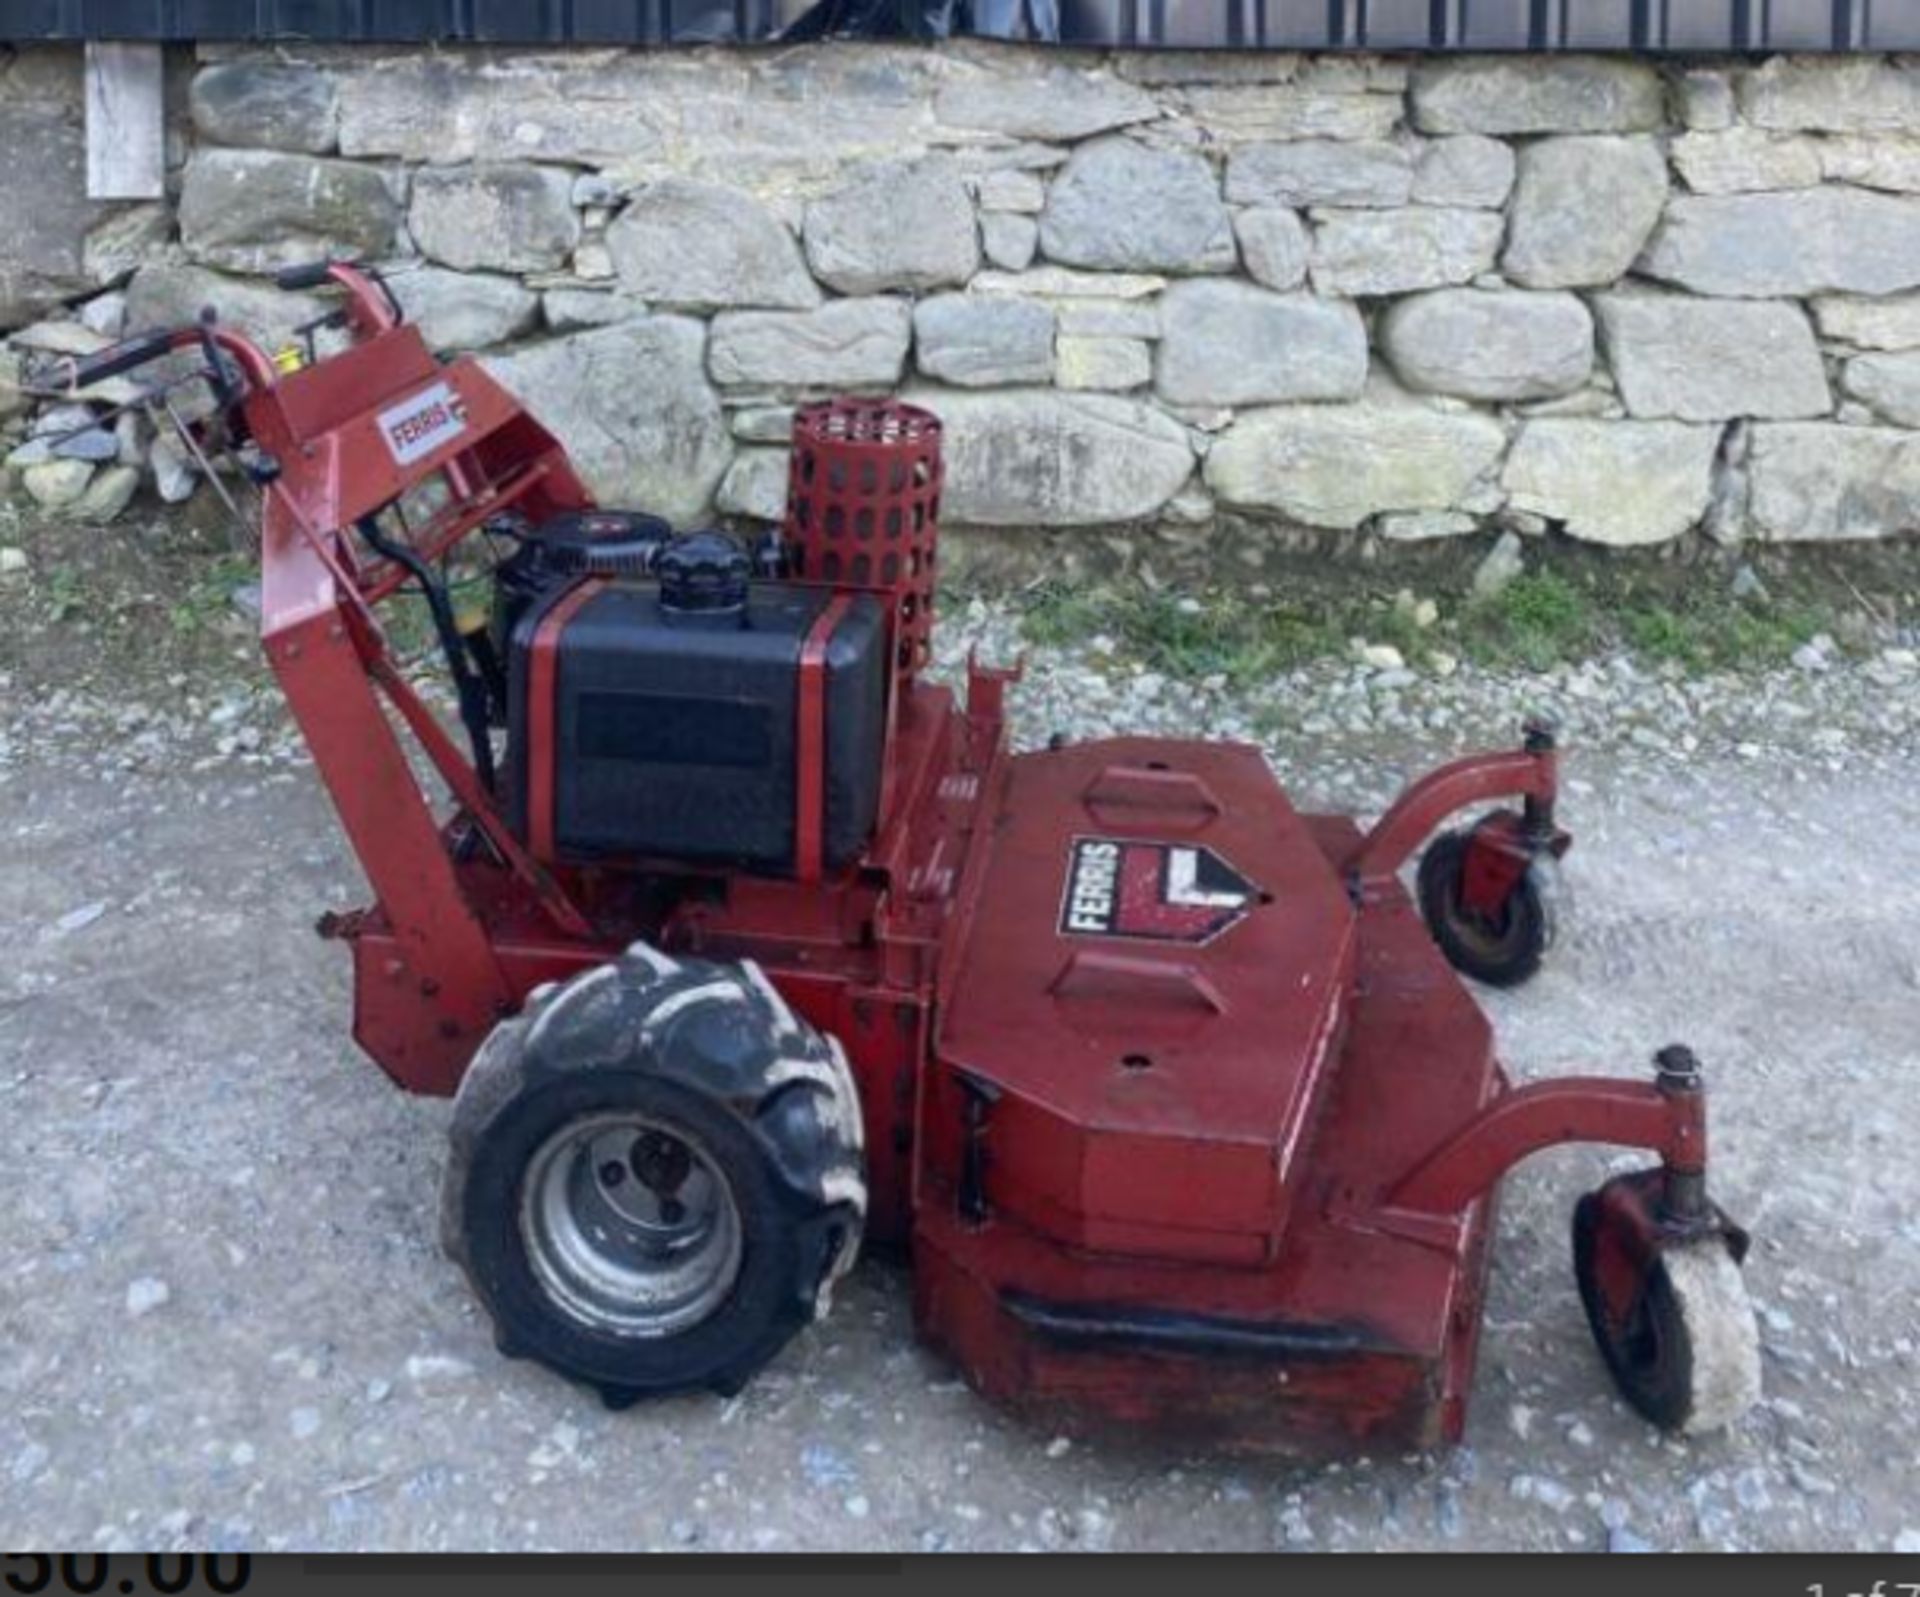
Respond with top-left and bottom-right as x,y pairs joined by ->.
508,577 -> 887,874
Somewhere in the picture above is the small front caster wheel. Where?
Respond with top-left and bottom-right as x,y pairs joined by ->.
1417,826 -> 1561,988
1572,1192 -> 1761,1434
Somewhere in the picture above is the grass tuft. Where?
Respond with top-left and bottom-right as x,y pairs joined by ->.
1014,553 -> 1874,681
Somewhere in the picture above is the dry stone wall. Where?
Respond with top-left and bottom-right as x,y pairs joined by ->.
7,40 -> 1920,545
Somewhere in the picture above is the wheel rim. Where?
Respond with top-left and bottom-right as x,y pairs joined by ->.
519,1112 -> 743,1339
1446,889 -> 1521,961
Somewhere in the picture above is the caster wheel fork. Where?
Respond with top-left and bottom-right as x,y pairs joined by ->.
1418,821 -> 1565,988
1571,1049 -> 1760,1435
1573,1189 -> 1761,1435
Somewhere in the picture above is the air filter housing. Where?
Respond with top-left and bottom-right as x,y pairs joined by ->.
783,400 -> 943,678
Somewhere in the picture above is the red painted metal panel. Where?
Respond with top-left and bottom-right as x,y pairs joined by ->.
261,496 -> 511,1095
524,577 -> 607,864
935,736 -> 1354,1255
793,593 -> 853,883
913,848 -> 1507,1454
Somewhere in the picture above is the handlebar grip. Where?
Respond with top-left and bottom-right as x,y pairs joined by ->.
274,261 -> 336,291
64,330 -> 179,390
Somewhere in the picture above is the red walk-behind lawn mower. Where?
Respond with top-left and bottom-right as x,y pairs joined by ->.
52,263 -> 1762,1455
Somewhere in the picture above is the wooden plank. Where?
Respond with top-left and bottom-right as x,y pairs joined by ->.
84,42 -> 165,202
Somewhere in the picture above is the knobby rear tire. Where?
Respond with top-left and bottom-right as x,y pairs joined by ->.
440,947 -> 866,1407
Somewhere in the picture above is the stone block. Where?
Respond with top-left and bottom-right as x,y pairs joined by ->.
1225,141 -> 1412,208
1641,189 -> 1920,298
605,179 -> 819,311
1039,138 -> 1234,275
1503,419 -> 1718,545
410,164 -> 579,274
1380,288 -> 1593,402
191,61 -> 338,154
1155,281 -> 1366,406
481,318 -> 730,525
1503,136 -> 1667,290
1747,423 -> 1920,540
913,294 -> 1054,387
1410,57 -> 1664,136
1056,335 -> 1151,391
180,149 -> 401,276
804,159 -> 978,295
901,385 -> 1192,526
1310,208 -> 1503,297
709,299 -> 913,389
1410,135 -> 1515,208
1595,293 -> 1830,421
1205,390 -> 1507,529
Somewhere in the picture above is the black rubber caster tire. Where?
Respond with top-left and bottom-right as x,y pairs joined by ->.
1572,1192 -> 1761,1435
1417,826 -> 1559,989
440,948 -> 866,1406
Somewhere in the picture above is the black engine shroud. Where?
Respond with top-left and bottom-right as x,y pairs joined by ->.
506,573 -> 888,874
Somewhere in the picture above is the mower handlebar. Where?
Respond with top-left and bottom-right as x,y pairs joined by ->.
272,260 -> 406,338
61,330 -> 181,390
40,320 -> 281,405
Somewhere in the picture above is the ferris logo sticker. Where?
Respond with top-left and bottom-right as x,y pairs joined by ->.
377,381 -> 468,466
1059,837 -> 1258,946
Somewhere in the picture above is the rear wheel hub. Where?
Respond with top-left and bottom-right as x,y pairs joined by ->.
520,1112 -> 743,1340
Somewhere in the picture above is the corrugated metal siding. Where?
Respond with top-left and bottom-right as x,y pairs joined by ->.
2,0 -> 1917,49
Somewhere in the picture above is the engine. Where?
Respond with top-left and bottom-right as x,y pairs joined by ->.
461,399 -> 941,880
501,524 -> 888,875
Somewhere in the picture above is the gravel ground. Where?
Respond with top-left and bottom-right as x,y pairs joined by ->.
2,596 -> 1918,1553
